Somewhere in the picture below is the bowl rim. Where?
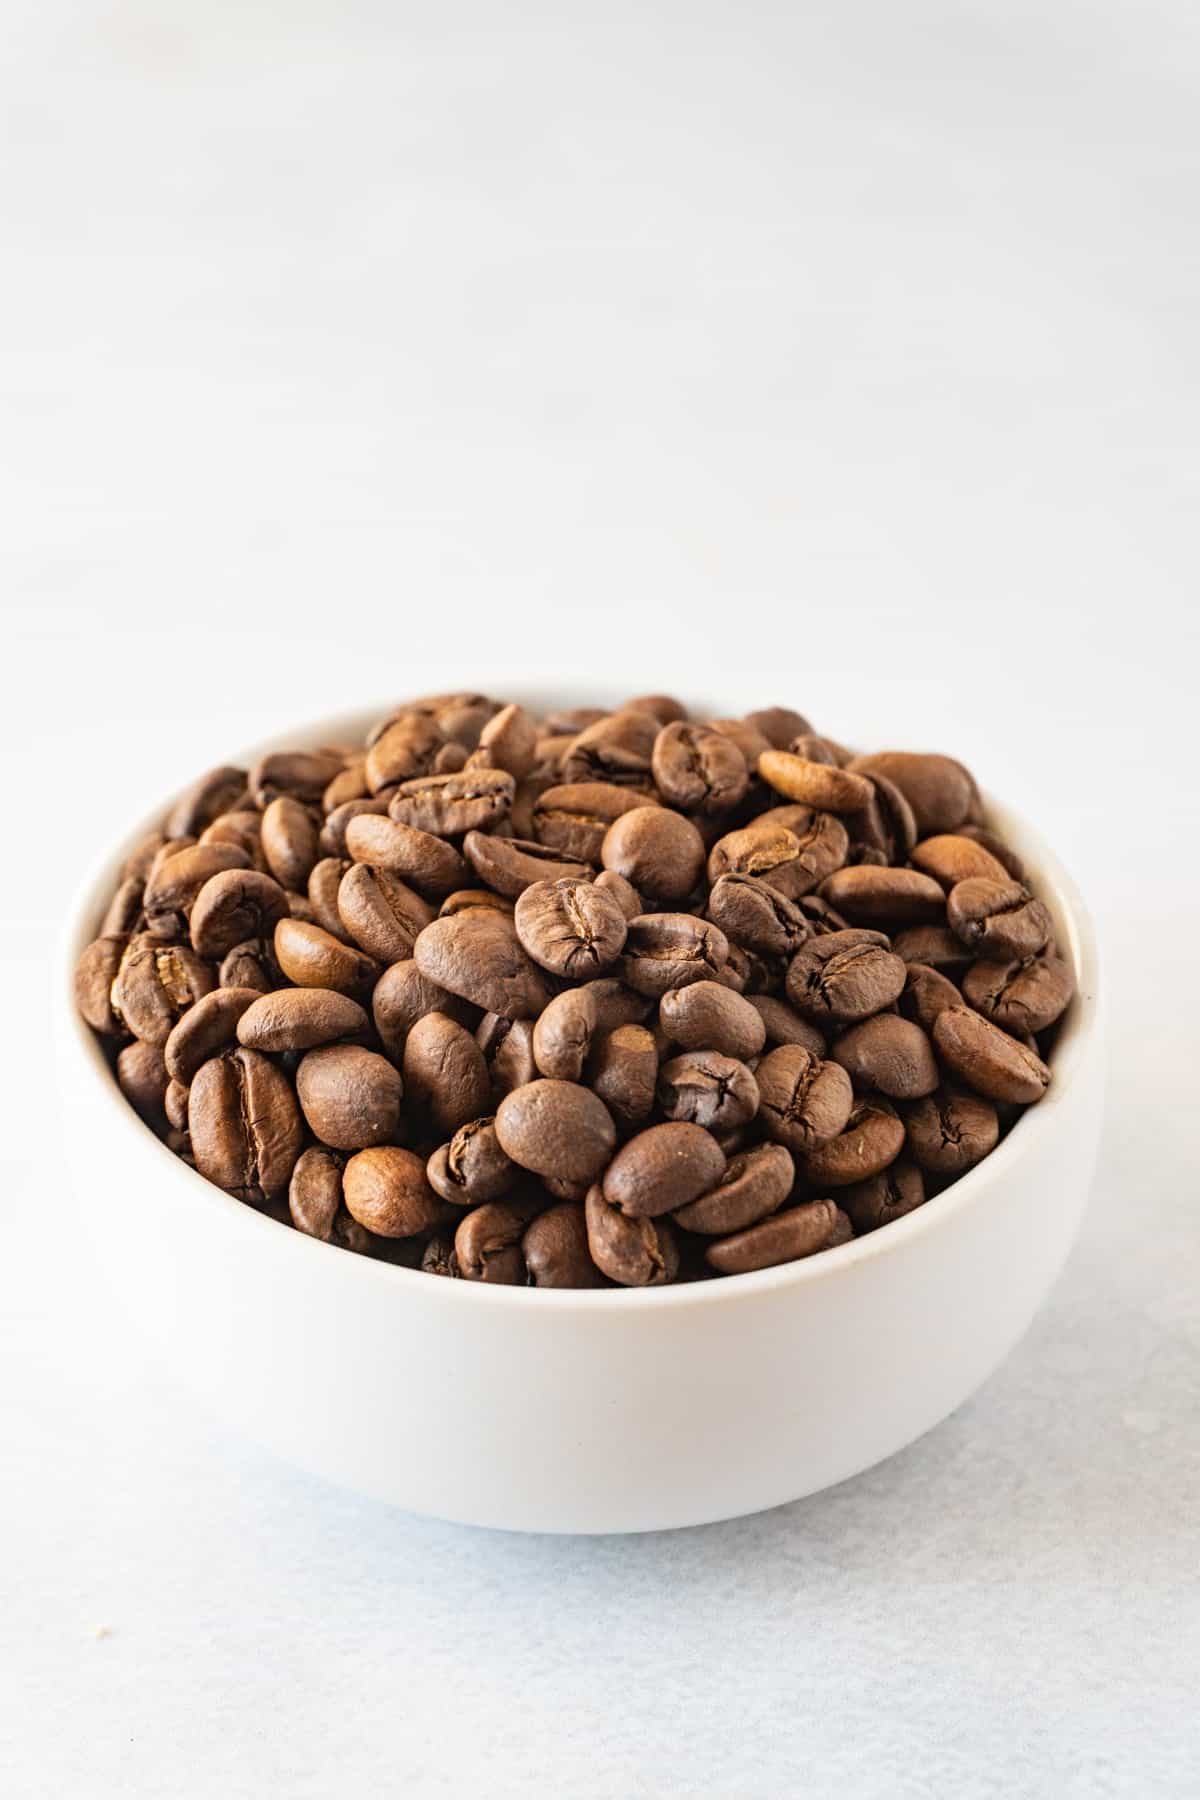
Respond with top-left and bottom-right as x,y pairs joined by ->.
59,689 -> 1103,1315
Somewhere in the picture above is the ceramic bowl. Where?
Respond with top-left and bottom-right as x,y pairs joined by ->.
58,695 -> 1104,1532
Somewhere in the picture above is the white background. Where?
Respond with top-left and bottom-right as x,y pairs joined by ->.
3,2 -> 1199,1795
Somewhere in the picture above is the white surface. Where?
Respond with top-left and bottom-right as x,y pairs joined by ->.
2,0 -> 1198,1791
61,736 -> 1105,1532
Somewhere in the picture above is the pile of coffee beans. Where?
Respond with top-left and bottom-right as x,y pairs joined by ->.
75,693 -> 1075,1287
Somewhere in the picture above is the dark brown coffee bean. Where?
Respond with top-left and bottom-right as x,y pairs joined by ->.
890,924 -> 975,971
705,873 -> 809,957
898,962 -> 963,1034
372,959 -> 476,1060
620,913 -> 729,998
343,1145 -> 443,1237
672,1142 -> 794,1235
946,877 -> 1053,961
523,1203 -> 604,1287
99,876 -> 146,938
800,1097 -> 905,1186
705,1198 -> 847,1274
188,1047 -> 304,1198
785,931 -> 906,1025
477,1013 -> 538,1095
306,857 -> 353,938
580,977 -> 654,1031
658,1053 -> 759,1133
746,994 -> 827,1057
200,811 -> 268,872
818,865 -> 945,927
335,864 -> 434,964
413,909 -> 554,1019
112,933 -> 214,1043
439,888 -> 515,918
289,1146 -> 345,1240
845,773 -> 918,864
910,833 -> 1009,890
602,1121 -> 725,1218
218,936 -> 284,993
513,876 -> 628,978
962,950 -> 1075,1035
658,981 -> 766,1061
259,796 -> 319,892
387,768 -> 515,836
143,842 -> 250,938
758,750 -> 875,815
274,918 -> 380,994
592,869 -> 643,921
454,1202 -> 528,1284
743,706 -> 813,748
560,709 -> 658,787
421,1236 -> 460,1276
462,830 -> 593,899
364,713 -> 444,793
345,813 -> 467,899
402,1013 -> 490,1134
189,869 -> 290,960
846,752 -> 974,836
251,749 -> 344,809
236,987 -> 368,1053
904,1088 -> 1000,1176
532,987 -> 597,1081
164,985 -> 261,1084
957,824 -> 1026,883
529,782 -> 652,862
601,805 -> 706,904
651,722 -> 749,815
295,1044 -> 404,1149
585,1024 -> 659,1127
495,1079 -> 617,1183
426,1116 -> 515,1205
585,1185 -> 679,1286
319,797 -> 391,858
165,1078 -> 189,1130
116,1039 -> 169,1122
830,1015 -> 939,1099
840,1158 -> 926,1233
755,1043 -> 853,1150
164,765 -> 249,839
75,934 -> 130,1034
933,1006 -> 1052,1104
796,894 -> 849,935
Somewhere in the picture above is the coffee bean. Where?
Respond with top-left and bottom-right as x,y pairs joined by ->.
601,805 -> 706,904
745,994 -> 827,1056
840,1158 -> 927,1233
218,937 -> 284,993
743,706 -> 813,748
188,1047 -> 304,1198
897,962 -> 962,1035
705,1198 -> 847,1274
345,813 -> 467,899
322,763 -> 369,812
414,909 -> 554,1019
371,959 -> 476,1060
620,913 -> 729,997
304,858 -> 351,938
236,986 -> 368,1054
523,1203 -> 604,1287
957,824 -> 1026,883
200,811 -> 268,872
319,796 -> 390,858
462,830 -> 593,899
933,1005 -> 1052,1104
439,888 -> 515,918
602,1121 -> 725,1218
904,1088 -> 1000,1176
961,949 -> 1075,1035
295,1044 -> 403,1149
495,1079 -> 616,1183
112,933 -> 214,1043
165,1077 -> 189,1131
116,1039 -> 169,1122
164,985 -> 261,1084
387,769 -> 515,836
190,869 -> 290,960
830,1014 -> 939,1099
707,822 -> 802,890
421,1236 -> 460,1277
472,703 -> 538,779
593,869 -> 643,921
335,863 -> 434,964
426,1116 -> 516,1205
755,1044 -> 853,1150
890,924 -> 976,972
251,749 -> 344,809
274,918 -> 380,995
143,842 -> 250,939
259,796 -> 320,892
651,721 -> 749,815
531,986 -> 598,1081
658,981 -> 766,1061
817,865 -> 945,927
289,1146 -> 346,1240
758,750 -> 875,815
543,706 -> 607,736
672,1142 -> 794,1235
705,872 -> 809,957
585,1024 -> 659,1127
477,1014 -> 538,1094
164,766 -> 249,839
75,934 -> 130,1034
946,877 -> 1053,961
402,1012 -> 490,1135
343,1145 -> 443,1237
99,876 -> 147,938
658,1052 -> 760,1133
585,1185 -> 680,1286
800,1097 -> 905,1185
365,713 -> 444,793
846,752 -> 974,836
785,931 -> 906,1025
514,876 -> 628,977
910,833 -> 1009,890
560,710 -> 657,787
455,1202 -> 528,1284
846,774 -> 918,864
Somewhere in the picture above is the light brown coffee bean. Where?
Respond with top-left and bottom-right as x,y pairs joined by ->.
116,1039 -> 169,1122
413,909 -> 554,1019
477,1014 -> 538,1095
336,864 -> 434,964
585,1024 -> 659,1127
532,986 -> 598,1081
426,1116 -> 516,1205
164,985 -> 261,1084
371,959 -> 476,1060
933,1006 -> 1051,1104
961,950 -> 1075,1035
143,842 -> 250,939
345,813 -> 467,899
190,869 -> 290,960
600,805 -> 706,904
560,710 -> 658,787
846,752 -> 974,836
462,830 -> 593,899
236,987 -> 368,1053
758,750 -> 875,814
439,888 -> 515,918
898,962 -> 963,1034
387,769 -> 515,836
112,933 -> 215,1044
910,833 -> 1009,890
785,931 -> 906,1025
705,873 -> 809,957
260,796 -> 320,892
343,1145 -> 443,1237
651,722 -> 749,815
585,1185 -> 679,1285
620,913 -> 729,998
289,1146 -> 346,1241
251,749 -> 344,809
295,1045 -> 404,1149
274,918 -> 380,994
817,865 -> 945,927
743,706 -> 813,748
75,934 -> 130,1035
514,877 -> 628,977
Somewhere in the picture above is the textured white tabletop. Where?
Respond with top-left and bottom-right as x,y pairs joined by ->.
3,3 -> 1199,1794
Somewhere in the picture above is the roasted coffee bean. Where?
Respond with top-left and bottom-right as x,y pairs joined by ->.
840,1158 -> 926,1234
845,774 -> 918,864
580,977 -> 654,1030
143,842 -> 250,939
251,749 -> 344,809
306,857 -> 353,938
414,909 -> 554,1019
585,1024 -> 659,1127
200,811 -> 268,872
705,873 -> 809,957
319,796 -> 391,858
846,752 -> 974,836
345,813 -> 467,899
514,876 -> 628,977
258,796 -> 318,892
593,869 -> 643,922
75,934 -> 130,1035
477,1013 -> 538,1094
421,1235 -> 460,1277
295,1044 -> 403,1149
817,865 -> 945,927
672,1142 -> 794,1235
342,1145 -> 443,1237
365,712 -> 443,793
904,1088 -> 1000,1177
455,1202 -> 528,1284
946,877 -> 1053,961
121,831 -> 169,883
336,864 -> 434,964
236,986 -> 368,1054
523,1203 -> 603,1287
705,1199 -> 848,1274
495,1079 -> 617,1184
190,869 -> 290,960
830,1015 -> 939,1099
758,750 -> 875,815
387,769 -> 515,836
620,913 -> 729,997
658,1052 -> 759,1133
112,933 -> 214,1043
706,717 -> 772,766
651,721 -> 749,815
898,962 -> 963,1034
165,765 -> 249,839
743,706 -> 813,748
402,1013 -> 490,1135
962,950 -> 1075,1035
560,710 -> 657,787
531,986 -> 598,1081
755,1044 -> 853,1150
472,703 -> 538,779
439,888 -> 515,918
188,1047 -> 304,1198
933,1006 -> 1052,1104
164,1078 -> 189,1131
785,931 -> 906,1025
274,918 -> 379,995
543,706 -> 607,736
585,1185 -> 679,1286
164,985 -> 261,1084
796,894 -> 849,935
372,959 -> 476,1060
958,824 -> 1026,883
890,924 -> 975,972
800,1097 -> 905,1186
746,994 -> 827,1056
462,830 -> 593,899
910,833 -> 1009,890
218,936 -> 284,993
601,805 -> 706,904
289,1146 -> 346,1240
100,876 -> 146,938
625,693 -> 686,724
602,1121 -> 725,1218
707,822 -> 801,889
427,1116 -> 516,1205
658,981 -> 766,1061
116,1039 -> 169,1122
322,762 -> 369,812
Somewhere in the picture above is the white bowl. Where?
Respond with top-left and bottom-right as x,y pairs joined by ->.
58,695 -> 1105,1533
